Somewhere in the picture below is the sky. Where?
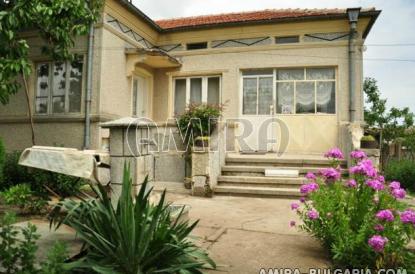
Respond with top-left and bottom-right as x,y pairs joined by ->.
133,0 -> 415,112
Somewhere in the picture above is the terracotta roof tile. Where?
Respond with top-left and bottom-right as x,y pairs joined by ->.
155,8 -> 376,30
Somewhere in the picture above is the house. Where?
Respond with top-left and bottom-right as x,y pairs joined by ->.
0,1 -> 380,157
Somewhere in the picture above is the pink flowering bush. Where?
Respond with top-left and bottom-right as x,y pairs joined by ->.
291,148 -> 415,270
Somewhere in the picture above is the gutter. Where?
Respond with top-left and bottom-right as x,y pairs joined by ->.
84,23 -> 94,149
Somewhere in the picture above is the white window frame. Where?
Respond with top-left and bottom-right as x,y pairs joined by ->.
173,75 -> 222,114
34,57 -> 85,115
241,67 -> 336,116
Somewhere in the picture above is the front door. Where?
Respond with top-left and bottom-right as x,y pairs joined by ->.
239,70 -> 276,153
132,76 -> 148,118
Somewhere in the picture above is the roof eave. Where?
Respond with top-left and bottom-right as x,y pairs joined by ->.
119,0 -> 162,32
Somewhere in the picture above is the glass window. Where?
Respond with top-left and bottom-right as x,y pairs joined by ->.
132,79 -> 138,116
276,82 -> 294,114
317,82 -> 335,113
190,78 -> 202,104
276,69 -> 304,80
35,57 -> 83,114
275,36 -> 299,44
174,79 -> 186,115
258,77 -> 273,115
243,69 -> 273,76
207,77 -> 220,105
306,68 -> 335,80
243,78 -> 258,115
296,82 -> 315,114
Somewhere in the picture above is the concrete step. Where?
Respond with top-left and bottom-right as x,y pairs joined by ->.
221,165 -> 348,177
217,175 -> 303,188
225,155 -> 346,168
214,185 -> 301,198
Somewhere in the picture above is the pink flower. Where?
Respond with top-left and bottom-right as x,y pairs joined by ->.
345,179 -> 357,188
350,150 -> 367,160
299,197 -> 306,203
377,175 -> 385,183
374,224 -> 384,232
376,209 -> 394,222
289,221 -> 296,227
291,203 -> 300,210
389,181 -> 401,190
307,209 -> 319,220
324,148 -> 344,159
350,159 -> 377,178
400,209 -> 415,224
320,168 -> 341,183
391,188 -> 406,199
300,182 -> 319,195
305,172 -> 317,180
366,179 -> 384,191
368,235 -> 388,252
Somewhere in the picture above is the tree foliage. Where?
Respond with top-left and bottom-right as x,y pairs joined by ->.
0,0 -> 104,104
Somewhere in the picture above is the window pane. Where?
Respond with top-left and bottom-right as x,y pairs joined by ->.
190,78 -> 202,104
174,79 -> 186,115
52,96 -> 65,113
132,79 -> 138,116
317,82 -> 335,113
207,77 -> 220,105
242,69 -> 273,76
35,98 -> 48,114
243,78 -> 257,115
258,77 -> 273,115
52,62 -> 66,96
68,58 -> 83,113
296,82 -> 315,113
276,82 -> 294,114
306,68 -> 335,80
275,36 -> 299,44
276,69 -> 304,80
36,63 -> 50,97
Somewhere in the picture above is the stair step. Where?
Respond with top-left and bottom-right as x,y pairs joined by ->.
225,156 -> 346,168
217,175 -> 303,189
221,165 -> 347,176
214,185 -> 301,198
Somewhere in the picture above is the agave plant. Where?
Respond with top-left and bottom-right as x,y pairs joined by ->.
51,165 -> 215,274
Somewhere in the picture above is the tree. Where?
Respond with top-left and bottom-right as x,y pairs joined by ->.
0,0 -> 104,144
364,77 -> 414,163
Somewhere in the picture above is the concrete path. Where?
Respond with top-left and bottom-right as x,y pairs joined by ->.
164,193 -> 330,273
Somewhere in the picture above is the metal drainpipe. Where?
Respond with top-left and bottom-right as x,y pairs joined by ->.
347,8 -> 361,123
84,23 -> 94,149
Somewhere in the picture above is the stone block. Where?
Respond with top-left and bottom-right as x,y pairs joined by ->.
192,175 -> 212,197
109,128 -> 124,157
154,153 -> 186,182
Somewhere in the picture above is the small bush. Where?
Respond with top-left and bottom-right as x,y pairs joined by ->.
384,159 -> 415,191
1,151 -> 84,197
291,148 -> 415,270
177,103 -> 222,142
1,184 -> 48,214
0,213 -> 72,273
0,138 -> 5,184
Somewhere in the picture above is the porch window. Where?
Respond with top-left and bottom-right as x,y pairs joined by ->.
174,76 -> 221,115
35,57 -> 84,114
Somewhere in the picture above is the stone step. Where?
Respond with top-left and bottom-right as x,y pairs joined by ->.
221,165 -> 348,177
218,175 -> 303,187
225,156 -> 346,168
214,185 -> 301,198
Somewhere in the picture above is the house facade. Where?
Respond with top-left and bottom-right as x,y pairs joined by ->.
0,0 -> 380,156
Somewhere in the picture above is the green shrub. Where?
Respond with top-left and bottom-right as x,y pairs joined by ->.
1,184 -> 48,214
292,148 -> 415,270
1,151 -> 84,197
0,213 -> 72,274
178,103 -> 222,142
384,159 -> 415,191
51,165 -> 216,273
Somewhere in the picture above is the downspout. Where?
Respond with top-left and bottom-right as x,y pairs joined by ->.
347,8 -> 361,123
84,23 -> 94,149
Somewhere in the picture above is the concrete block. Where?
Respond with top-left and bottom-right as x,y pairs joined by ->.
154,153 -> 186,182
109,128 -> 124,157
192,151 -> 210,176
192,175 -> 212,197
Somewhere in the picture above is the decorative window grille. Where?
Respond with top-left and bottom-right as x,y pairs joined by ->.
211,37 -> 272,48
303,32 -> 350,42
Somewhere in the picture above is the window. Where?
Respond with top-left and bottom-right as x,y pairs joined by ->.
242,67 -> 336,115
276,67 -> 335,114
275,36 -> 300,44
186,42 -> 208,50
174,76 -> 221,115
35,57 -> 84,114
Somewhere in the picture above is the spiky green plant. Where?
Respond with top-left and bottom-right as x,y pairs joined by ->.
51,165 -> 215,274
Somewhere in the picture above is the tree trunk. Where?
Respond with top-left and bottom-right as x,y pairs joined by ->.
22,72 -> 36,145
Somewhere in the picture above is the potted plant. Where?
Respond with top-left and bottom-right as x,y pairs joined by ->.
361,135 -> 379,149
195,136 -> 210,148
